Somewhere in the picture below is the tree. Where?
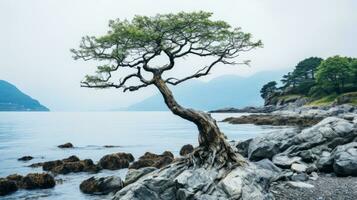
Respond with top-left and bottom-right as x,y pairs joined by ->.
316,56 -> 353,94
350,59 -> 357,87
294,57 -> 323,80
72,11 -> 262,166
260,81 -> 277,99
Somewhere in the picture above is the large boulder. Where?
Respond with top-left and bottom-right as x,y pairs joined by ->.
80,176 -> 124,195
51,159 -> 100,174
246,117 -> 356,165
331,142 -> 357,176
20,173 -> 55,189
0,178 -> 18,196
31,155 -> 100,174
114,161 -> 277,200
247,128 -> 297,161
129,151 -> 174,170
98,152 -> 134,170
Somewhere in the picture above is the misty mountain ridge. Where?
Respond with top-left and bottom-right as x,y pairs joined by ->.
0,80 -> 49,111
126,70 -> 287,111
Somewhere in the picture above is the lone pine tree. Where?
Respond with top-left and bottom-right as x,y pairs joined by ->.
72,11 -> 262,167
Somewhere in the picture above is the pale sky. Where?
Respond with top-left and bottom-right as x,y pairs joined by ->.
0,0 -> 356,111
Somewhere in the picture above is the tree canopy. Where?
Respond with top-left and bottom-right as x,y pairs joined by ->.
71,11 -> 262,91
316,56 -> 354,94
260,81 -> 277,99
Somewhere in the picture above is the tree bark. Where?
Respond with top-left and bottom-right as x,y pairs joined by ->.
153,76 -> 243,167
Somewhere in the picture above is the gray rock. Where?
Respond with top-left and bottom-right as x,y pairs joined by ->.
316,151 -> 333,172
286,181 -> 314,188
80,176 -> 123,195
248,128 -> 297,161
291,163 -> 307,173
255,159 -> 282,173
332,142 -> 357,176
113,161 -> 276,200
291,173 -> 308,181
309,172 -> 319,181
272,155 -> 301,168
124,167 -> 156,185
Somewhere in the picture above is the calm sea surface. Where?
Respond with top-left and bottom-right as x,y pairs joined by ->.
0,112 -> 284,199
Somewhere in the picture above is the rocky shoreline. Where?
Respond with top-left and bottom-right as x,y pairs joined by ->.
1,105 -> 356,199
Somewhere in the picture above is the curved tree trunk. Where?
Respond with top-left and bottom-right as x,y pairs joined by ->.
153,77 -> 244,167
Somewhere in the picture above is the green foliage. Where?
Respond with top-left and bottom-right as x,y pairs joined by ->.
262,55 -> 357,104
307,94 -> 338,106
260,81 -> 277,99
316,56 -> 354,94
72,11 -> 262,91
280,57 -> 323,94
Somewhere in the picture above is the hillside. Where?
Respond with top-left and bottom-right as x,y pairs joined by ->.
126,71 -> 286,111
0,80 -> 49,111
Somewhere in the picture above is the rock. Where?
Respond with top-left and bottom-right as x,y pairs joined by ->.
179,144 -> 194,156
80,176 -> 124,195
236,139 -> 252,157
103,145 -> 121,148
272,155 -> 301,168
246,117 -> 356,173
291,163 -> 307,173
21,173 -> 55,189
332,142 -> 357,176
33,156 -> 100,174
57,142 -> 74,148
309,172 -> 319,181
223,114 -> 322,127
114,161 -> 277,200
209,105 -> 277,113
6,174 -> 23,183
0,178 -> 18,196
255,159 -> 282,173
124,167 -> 157,185
248,128 -> 297,161
51,159 -> 100,174
18,156 -> 33,161
316,151 -> 333,172
291,173 -> 308,181
42,160 -> 64,171
98,152 -> 133,170
62,155 -> 80,162
305,165 -> 317,174
274,170 -> 294,182
129,159 -> 155,169
286,181 -> 314,189
129,151 -> 174,169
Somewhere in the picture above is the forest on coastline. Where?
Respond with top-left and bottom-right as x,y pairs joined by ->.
261,56 -> 357,106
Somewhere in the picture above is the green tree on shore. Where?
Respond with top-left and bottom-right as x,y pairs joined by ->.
260,81 -> 278,99
316,56 -> 353,94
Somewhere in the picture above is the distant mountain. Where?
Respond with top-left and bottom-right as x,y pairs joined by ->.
126,70 -> 287,111
0,80 -> 49,111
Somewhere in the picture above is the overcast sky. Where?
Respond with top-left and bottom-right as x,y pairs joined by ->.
1,0 -> 356,111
